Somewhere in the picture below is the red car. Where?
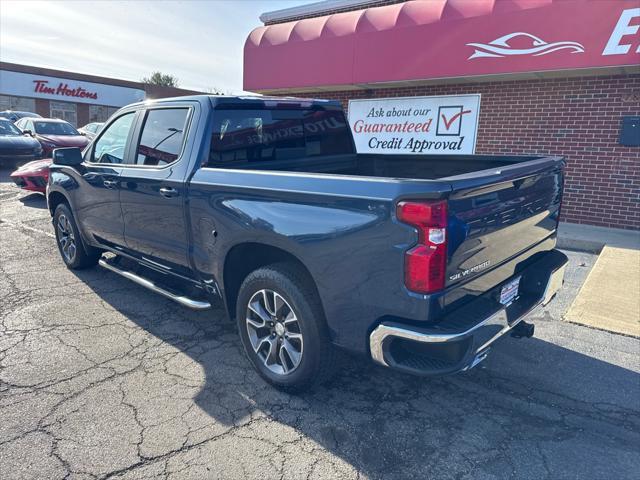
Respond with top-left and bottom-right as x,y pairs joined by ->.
15,117 -> 89,157
10,158 -> 52,193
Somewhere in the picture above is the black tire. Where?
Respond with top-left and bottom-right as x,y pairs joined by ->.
236,263 -> 335,393
53,203 -> 101,270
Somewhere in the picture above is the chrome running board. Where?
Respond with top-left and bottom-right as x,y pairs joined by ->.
98,259 -> 211,310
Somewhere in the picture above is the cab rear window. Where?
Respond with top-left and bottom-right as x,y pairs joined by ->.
207,109 -> 354,168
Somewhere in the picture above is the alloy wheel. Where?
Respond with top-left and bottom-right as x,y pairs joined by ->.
57,214 -> 77,263
245,289 -> 304,375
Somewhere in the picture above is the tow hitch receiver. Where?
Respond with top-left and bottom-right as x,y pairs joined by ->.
511,321 -> 535,339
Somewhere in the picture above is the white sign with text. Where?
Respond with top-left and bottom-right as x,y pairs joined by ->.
348,94 -> 481,155
0,70 -> 145,107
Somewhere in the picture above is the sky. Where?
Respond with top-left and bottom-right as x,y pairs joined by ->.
0,0 -> 311,93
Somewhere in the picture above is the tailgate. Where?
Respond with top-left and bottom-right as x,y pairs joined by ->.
445,157 -> 564,287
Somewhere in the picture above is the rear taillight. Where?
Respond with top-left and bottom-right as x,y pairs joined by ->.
397,200 -> 448,294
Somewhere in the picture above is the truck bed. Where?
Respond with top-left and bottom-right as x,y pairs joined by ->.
202,150 -> 564,298
228,153 -> 546,180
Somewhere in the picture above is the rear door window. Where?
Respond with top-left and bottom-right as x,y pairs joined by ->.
134,108 -> 189,166
207,109 -> 353,168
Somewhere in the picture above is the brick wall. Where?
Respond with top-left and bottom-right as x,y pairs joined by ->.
293,74 -> 640,230
34,98 -> 49,117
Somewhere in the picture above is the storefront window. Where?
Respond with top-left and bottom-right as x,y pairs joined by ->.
89,105 -> 119,123
0,95 -> 37,113
50,101 -> 77,126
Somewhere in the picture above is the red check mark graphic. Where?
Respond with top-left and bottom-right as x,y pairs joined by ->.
441,110 -> 472,130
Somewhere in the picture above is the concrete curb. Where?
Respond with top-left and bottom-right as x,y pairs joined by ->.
557,222 -> 640,253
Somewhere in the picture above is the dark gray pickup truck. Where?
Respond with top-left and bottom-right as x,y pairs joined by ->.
47,95 -> 567,391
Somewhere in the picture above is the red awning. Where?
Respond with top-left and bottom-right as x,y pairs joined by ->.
244,0 -> 640,92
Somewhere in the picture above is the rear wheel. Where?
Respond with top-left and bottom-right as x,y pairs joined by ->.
236,263 -> 335,392
53,203 -> 101,269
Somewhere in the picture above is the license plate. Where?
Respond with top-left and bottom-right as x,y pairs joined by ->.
499,277 -> 521,306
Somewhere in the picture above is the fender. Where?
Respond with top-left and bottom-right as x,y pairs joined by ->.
47,168 -> 79,213
47,166 -> 99,249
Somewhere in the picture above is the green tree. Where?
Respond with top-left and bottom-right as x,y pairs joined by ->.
141,72 -> 179,87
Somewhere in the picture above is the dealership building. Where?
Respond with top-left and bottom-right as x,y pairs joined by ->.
244,0 -> 640,230
0,62 -> 202,128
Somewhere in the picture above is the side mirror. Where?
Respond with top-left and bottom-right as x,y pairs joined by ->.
52,147 -> 83,166
23,129 -> 33,136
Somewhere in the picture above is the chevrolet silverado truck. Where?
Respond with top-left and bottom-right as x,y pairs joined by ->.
47,95 -> 568,391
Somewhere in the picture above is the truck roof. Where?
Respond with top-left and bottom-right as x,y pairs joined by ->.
139,94 -> 342,110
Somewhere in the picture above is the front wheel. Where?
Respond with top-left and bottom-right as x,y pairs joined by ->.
53,203 -> 101,269
236,263 -> 335,392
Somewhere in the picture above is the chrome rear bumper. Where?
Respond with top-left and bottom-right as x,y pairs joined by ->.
370,250 -> 568,376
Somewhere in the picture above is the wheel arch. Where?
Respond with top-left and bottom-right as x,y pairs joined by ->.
222,242 -> 324,322
47,190 -> 70,217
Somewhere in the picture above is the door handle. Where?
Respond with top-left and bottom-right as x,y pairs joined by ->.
103,179 -> 118,189
159,187 -> 179,198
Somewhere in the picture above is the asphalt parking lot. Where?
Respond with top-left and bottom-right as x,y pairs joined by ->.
1,168 -> 639,480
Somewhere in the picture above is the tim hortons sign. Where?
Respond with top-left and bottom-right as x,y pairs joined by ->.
0,70 -> 145,107
33,79 -> 99,100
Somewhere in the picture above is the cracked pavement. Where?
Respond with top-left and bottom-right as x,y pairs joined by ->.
0,168 -> 639,479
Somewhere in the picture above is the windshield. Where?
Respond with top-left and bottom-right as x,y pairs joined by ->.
0,120 -> 22,136
34,121 -> 79,136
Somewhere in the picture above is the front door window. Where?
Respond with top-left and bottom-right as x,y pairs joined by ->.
92,112 -> 135,164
